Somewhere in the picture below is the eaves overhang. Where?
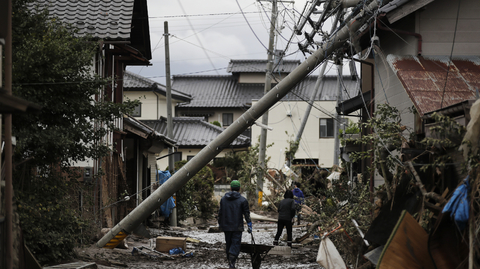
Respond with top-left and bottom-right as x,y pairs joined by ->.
387,55 -> 480,117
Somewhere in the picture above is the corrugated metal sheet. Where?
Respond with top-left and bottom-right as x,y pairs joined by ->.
387,55 -> 480,116
227,59 -> 301,73
173,75 -> 359,108
124,71 -> 192,102
30,0 -> 135,40
142,117 -> 250,148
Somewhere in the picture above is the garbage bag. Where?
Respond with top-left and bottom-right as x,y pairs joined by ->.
169,247 -> 185,255
442,176 -> 470,230
157,170 -> 176,218
317,237 -> 347,269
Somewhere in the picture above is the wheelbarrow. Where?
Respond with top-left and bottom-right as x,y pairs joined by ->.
240,232 -> 274,269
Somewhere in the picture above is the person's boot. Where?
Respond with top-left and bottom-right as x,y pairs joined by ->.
273,240 -> 279,246
228,255 -> 237,268
287,241 -> 292,247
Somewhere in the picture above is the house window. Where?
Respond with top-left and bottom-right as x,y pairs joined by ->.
132,103 -> 141,117
319,118 -> 334,138
187,155 -> 194,161
174,152 -> 182,163
223,113 -> 233,127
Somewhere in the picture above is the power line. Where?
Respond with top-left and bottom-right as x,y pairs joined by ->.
148,11 -> 262,19
440,0 -> 462,109
177,0 -> 219,75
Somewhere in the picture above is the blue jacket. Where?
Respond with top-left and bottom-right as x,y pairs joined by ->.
293,188 -> 304,204
218,191 -> 251,231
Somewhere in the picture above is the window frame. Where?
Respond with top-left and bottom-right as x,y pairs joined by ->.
222,113 -> 234,127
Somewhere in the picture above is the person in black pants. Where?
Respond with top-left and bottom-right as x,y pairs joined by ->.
218,180 -> 252,268
273,190 -> 296,247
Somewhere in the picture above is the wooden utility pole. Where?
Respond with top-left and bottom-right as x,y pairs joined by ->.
290,9 -> 343,167
257,0 -> 277,207
164,21 -> 177,227
333,60 -> 343,165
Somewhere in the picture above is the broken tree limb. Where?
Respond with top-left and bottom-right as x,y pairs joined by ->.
425,192 -> 446,205
407,161 -> 427,196
265,169 -> 286,192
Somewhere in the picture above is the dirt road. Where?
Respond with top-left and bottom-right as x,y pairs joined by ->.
74,221 -> 322,269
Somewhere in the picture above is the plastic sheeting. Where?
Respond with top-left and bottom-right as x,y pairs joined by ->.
442,176 -> 470,231
157,171 -> 176,218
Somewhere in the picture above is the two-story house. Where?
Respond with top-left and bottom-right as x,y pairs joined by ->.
29,0 -> 170,228
173,59 -> 358,171
123,70 -> 251,173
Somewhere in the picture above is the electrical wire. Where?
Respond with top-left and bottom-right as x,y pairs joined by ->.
235,0 -> 269,51
177,0 -> 219,75
440,0 -> 462,109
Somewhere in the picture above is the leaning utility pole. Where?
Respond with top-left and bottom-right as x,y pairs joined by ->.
97,0 -> 384,248
289,8 -> 343,167
164,21 -> 177,226
257,0 -> 277,207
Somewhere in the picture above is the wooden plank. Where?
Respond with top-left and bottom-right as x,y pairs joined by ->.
377,210 -> 435,269
386,0 -> 435,24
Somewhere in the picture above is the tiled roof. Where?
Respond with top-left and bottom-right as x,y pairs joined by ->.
124,115 -> 176,146
173,75 -> 359,108
30,0 -> 136,40
142,117 -> 250,148
124,71 -> 192,102
227,59 -> 301,73
387,55 -> 480,116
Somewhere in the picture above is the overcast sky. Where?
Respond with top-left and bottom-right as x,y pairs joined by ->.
127,0 -> 349,85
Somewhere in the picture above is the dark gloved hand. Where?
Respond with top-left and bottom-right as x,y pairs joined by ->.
247,222 -> 252,233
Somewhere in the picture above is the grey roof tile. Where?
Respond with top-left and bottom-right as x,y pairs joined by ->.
172,75 -> 359,108
142,117 -> 250,148
227,59 -> 301,73
124,71 -> 192,102
30,0 -> 135,40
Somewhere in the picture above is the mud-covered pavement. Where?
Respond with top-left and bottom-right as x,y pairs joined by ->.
74,218 -> 322,269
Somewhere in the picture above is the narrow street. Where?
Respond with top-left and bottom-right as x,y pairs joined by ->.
75,217 -> 321,269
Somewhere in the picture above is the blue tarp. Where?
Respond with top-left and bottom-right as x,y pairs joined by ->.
157,170 -> 176,218
442,175 -> 470,231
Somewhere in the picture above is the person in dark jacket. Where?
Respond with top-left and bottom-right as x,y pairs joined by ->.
273,190 -> 296,247
218,180 -> 252,268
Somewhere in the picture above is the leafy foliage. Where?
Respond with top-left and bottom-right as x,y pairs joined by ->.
420,112 -> 466,172
12,0 -> 138,167
174,160 -> 217,221
9,0 -> 137,264
14,167 -> 89,264
221,141 -> 273,207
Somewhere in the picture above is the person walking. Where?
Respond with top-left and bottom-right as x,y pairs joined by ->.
273,190 -> 296,247
218,180 -> 252,268
292,182 -> 304,225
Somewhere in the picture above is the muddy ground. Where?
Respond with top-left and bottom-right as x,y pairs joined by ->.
72,214 -> 324,269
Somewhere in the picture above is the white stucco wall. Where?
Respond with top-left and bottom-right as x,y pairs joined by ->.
124,91 -> 179,120
251,100 -> 358,170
